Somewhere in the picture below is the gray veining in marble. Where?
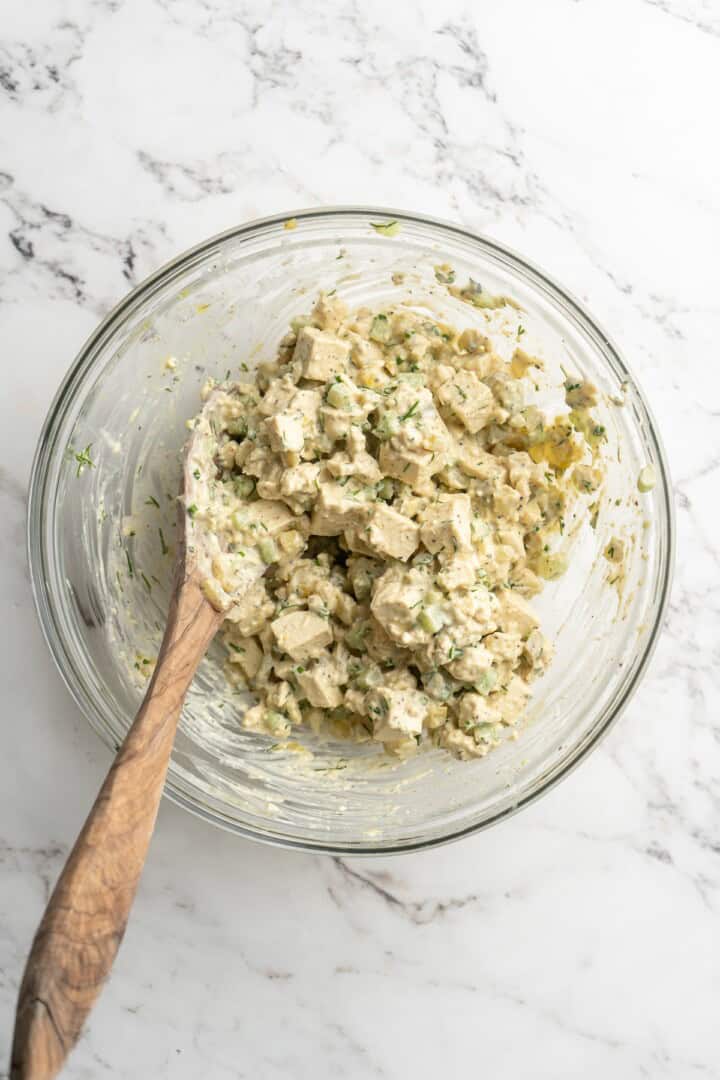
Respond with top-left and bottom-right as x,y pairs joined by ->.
1,1 -> 718,1076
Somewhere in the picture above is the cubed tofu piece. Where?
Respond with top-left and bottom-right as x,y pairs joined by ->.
310,481 -> 369,536
506,452 -> 546,499
393,385 -> 450,453
446,643 -> 493,683
327,448 -> 382,484
453,442 -> 506,483
457,692 -> 496,730
364,504 -> 419,562
226,636 -> 263,680
437,370 -> 494,433
440,726 -> 492,759
271,610 -> 333,662
327,428 -> 382,483
370,568 -> 429,647
492,484 -> 522,521
255,463 -> 284,502
296,664 -> 344,708
210,549 -> 265,598
378,442 -> 437,491
294,326 -> 351,381
291,387 -> 323,422
496,591 -> 539,637
242,499 -> 296,536
484,631 -> 524,663
258,375 -> 297,417
312,292 -> 348,332
265,409 -> 305,453
223,580 -> 275,635
419,493 -> 472,554
365,685 -> 427,745
280,462 -> 321,510
485,372 -> 524,413
437,552 -> 481,592
342,527 -> 376,557
346,331 -> 385,369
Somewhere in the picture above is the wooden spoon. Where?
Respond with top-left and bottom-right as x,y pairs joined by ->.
11,409 -> 235,1079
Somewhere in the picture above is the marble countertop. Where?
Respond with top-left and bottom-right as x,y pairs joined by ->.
2,1 -> 719,1076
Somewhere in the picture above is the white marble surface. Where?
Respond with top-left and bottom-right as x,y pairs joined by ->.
1,1 -> 719,1076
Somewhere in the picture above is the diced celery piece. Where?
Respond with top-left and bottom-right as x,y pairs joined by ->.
473,722 -> 498,743
374,412 -> 400,440
474,670 -> 498,696
369,314 -> 391,343
326,381 -> 352,410
266,711 -> 288,735
376,478 -> 394,501
419,605 -> 445,634
227,418 -> 247,438
423,671 -> 452,701
258,538 -> 279,564
355,667 -> 382,691
233,476 -> 255,498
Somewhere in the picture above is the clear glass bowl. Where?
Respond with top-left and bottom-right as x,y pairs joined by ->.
28,208 -> 674,854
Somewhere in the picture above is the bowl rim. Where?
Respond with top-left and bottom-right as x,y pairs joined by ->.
27,204 -> 675,855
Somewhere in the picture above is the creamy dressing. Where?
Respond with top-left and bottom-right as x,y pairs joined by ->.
184,289 -> 606,759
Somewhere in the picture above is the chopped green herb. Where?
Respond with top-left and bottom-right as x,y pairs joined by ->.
125,548 -> 134,577
187,504 -> 198,518
400,400 -> 420,421
145,495 -> 160,508
370,220 -> 400,237
141,572 -> 152,593
158,527 -> 168,556
73,444 -> 95,477
517,325 -> 526,337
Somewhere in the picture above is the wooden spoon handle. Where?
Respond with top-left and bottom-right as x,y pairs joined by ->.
11,576 -> 221,1080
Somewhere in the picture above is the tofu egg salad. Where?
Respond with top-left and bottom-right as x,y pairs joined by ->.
184,286 -> 606,760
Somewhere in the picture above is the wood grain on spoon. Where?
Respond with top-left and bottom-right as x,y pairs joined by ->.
11,435 -> 226,1080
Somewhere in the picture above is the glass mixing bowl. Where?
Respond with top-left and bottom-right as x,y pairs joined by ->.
28,207 -> 674,854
